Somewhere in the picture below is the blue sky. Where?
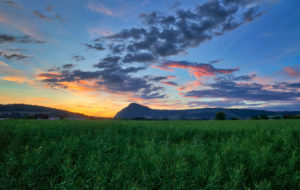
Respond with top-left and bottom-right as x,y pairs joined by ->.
0,0 -> 300,117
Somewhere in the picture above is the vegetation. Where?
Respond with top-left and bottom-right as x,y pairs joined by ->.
0,120 -> 300,189
215,111 -> 226,120
0,104 -> 87,119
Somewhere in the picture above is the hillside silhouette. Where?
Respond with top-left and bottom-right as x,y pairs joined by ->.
115,103 -> 300,120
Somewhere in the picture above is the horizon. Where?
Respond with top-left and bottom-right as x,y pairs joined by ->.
0,0 -> 300,117
1,102 -> 300,119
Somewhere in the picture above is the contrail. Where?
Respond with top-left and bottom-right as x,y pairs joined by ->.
214,29 -> 248,59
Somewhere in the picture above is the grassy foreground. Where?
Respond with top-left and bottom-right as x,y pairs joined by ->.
0,120 -> 300,189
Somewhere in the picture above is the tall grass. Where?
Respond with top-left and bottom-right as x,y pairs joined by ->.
0,120 -> 299,189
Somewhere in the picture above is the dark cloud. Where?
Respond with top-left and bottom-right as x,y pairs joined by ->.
47,66 -> 61,72
188,100 -> 261,108
72,55 -> 85,62
215,74 -> 256,82
109,44 -> 125,54
232,74 -> 256,81
185,78 -> 300,101
223,0 -> 277,7
44,0 -> 275,101
0,49 -> 32,60
94,56 -> 121,68
102,0 -> 268,62
147,76 -> 170,82
162,81 -> 178,86
123,52 -> 155,63
85,43 -> 105,50
76,1 -> 271,106
286,82 -> 300,88
259,102 -> 300,112
107,28 -> 147,40
243,6 -> 263,22
39,59 -> 165,99
139,86 -> 166,99
3,1 -> 15,5
272,82 -> 300,90
0,34 -> 45,44
145,75 -> 177,84
62,64 -> 76,69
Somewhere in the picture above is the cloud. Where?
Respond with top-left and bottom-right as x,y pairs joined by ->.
231,74 -> 256,81
0,60 -> 21,75
80,0 -> 270,98
33,11 -> 52,20
188,100 -> 262,108
0,49 -> 32,60
60,0 -> 276,104
94,56 -> 121,68
162,81 -> 178,86
283,66 -> 300,77
184,77 -> 300,102
0,4 -> 43,38
38,57 -> 166,99
3,1 -> 15,6
0,61 -> 31,84
123,52 -> 155,63
72,55 -> 85,62
88,28 -> 114,37
286,82 -> 300,88
62,64 -> 76,70
169,1 -> 181,10
177,80 -> 203,92
158,60 -> 238,79
33,6 -> 64,22
272,82 -> 300,90
0,34 -> 45,44
87,1 -> 113,16
38,0 -> 277,104
46,6 -> 53,12
6,47 -> 26,51
0,13 -> 9,23
146,75 -> 176,82
102,0 -> 269,62
85,43 -> 105,50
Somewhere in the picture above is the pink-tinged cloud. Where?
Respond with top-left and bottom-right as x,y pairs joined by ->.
87,1 -> 113,16
37,72 -> 62,79
151,65 -> 174,72
283,66 -> 300,77
0,9 -> 42,38
0,14 -> 9,23
162,81 -> 178,86
178,81 -> 203,91
88,28 -> 114,37
0,61 -> 32,84
158,60 -> 238,79
166,75 -> 176,79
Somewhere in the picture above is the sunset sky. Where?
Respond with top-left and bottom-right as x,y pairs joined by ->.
0,0 -> 300,117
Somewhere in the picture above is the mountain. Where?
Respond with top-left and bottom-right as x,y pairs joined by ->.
115,103 -> 300,120
0,104 -> 87,119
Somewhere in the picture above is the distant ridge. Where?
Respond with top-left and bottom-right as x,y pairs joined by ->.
0,104 -> 88,119
115,103 -> 300,120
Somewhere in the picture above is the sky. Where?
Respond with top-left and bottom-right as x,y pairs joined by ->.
0,0 -> 300,117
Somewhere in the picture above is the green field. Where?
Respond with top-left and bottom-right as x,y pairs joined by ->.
0,120 -> 300,189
